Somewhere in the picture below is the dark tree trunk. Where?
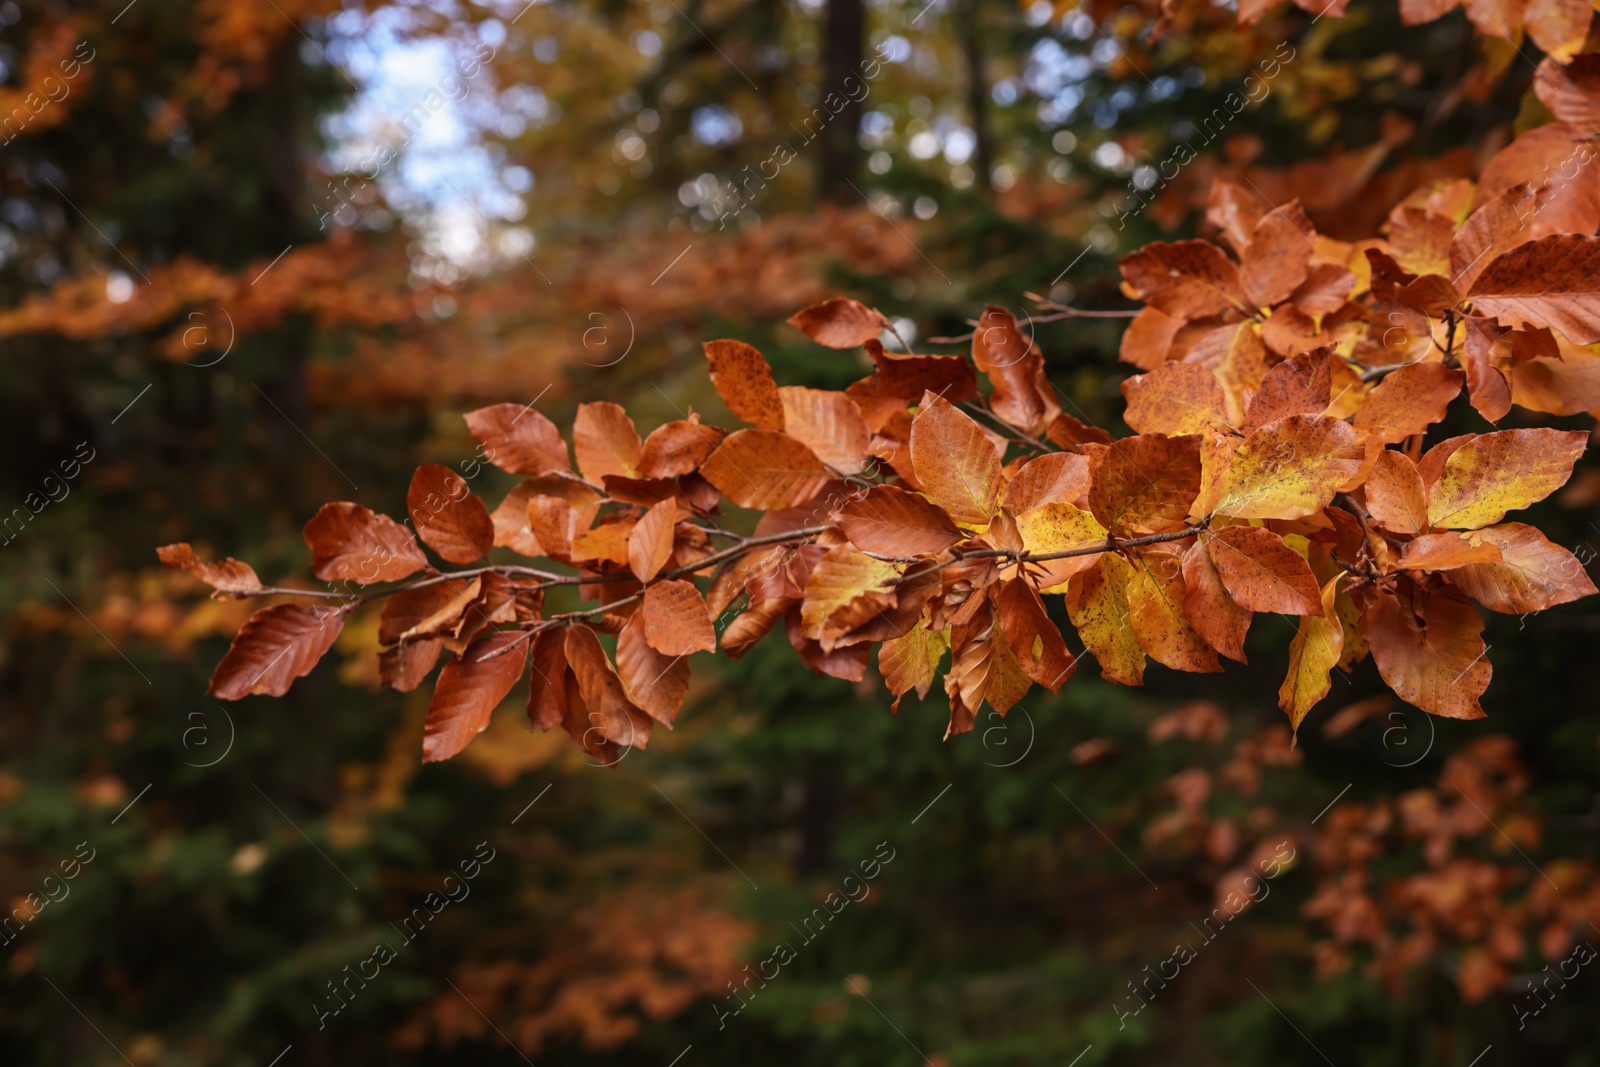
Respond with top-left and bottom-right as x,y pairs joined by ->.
958,0 -> 995,194
818,0 -> 865,203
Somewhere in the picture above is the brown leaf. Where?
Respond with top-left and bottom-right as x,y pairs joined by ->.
526,628 -> 569,731
1182,538 -> 1252,662
1362,584 -> 1489,719
491,482 -> 545,557
1450,184 -> 1537,293
303,503 -> 428,584
565,624 -> 654,750
464,402 -> 570,476
1468,234 -> 1600,344
1353,363 -> 1463,445
379,639 -> 441,693
615,612 -> 690,726
787,297 -> 889,348
1207,181 -> 1265,253
1461,317 -> 1513,423
1121,361 -> 1230,436
1426,428 -> 1589,529
1241,349 -> 1331,436
642,579 -> 717,656
573,401 -> 643,482
879,625 -> 950,712
209,604 -> 345,699
1525,0 -> 1589,61
423,630 -> 529,762
1087,433 -> 1202,535
779,387 -> 871,473
1363,449 -> 1430,535
799,544 -> 899,645
1120,240 -> 1248,318
972,306 -> 1059,434
1241,202 -> 1314,308
379,576 -> 483,644
638,418 -> 724,478
1398,531 -> 1506,570
1205,524 -> 1323,615
704,339 -> 786,430
910,392 -> 1003,525
996,579 -> 1076,691
863,342 -> 980,404
408,462 -> 494,564
1004,452 -> 1091,514
1444,522 -> 1599,613
699,429 -> 834,511
526,494 -> 579,561
628,498 -> 678,583
1119,306 -> 1183,370
1127,551 -> 1223,673
156,542 -> 263,597
720,596 -> 792,659
833,484 -> 962,557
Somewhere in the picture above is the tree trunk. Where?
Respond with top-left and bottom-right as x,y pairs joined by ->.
818,0 -> 865,203
958,0 -> 995,195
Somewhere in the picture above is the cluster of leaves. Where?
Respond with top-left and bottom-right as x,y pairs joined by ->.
162,141 -> 1600,762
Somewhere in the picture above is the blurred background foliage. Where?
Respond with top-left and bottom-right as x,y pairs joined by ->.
3,0 -> 1600,1063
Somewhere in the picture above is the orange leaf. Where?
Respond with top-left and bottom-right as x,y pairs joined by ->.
565,624 -> 653,750
1444,522 -> 1598,613
833,484 -> 962,557
996,579 -> 1076,691
378,576 -> 482,645
1211,415 -> 1364,520
1525,0 -> 1590,60
1004,452 -> 1090,514
1362,584 -> 1489,719
628,498 -> 678,583
704,339 -> 785,430
1181,538 -> 1252,662
1015,501 -> 1109,590
642,579 -> 717,656
1241,349 -> 1331,437
1205,524 -> 1323,615
1450,184 -> 1537,293
1241,202 -> 1314,308
1426,428 -> 1588,530
1120,240 -> 1248,318
879,625 -> 950,712
909,392 -> 1002,525
526,628 -> 569,731
573,401 -> 642,482
787,297 -> 889,348
972,306 -> 1059,434
779,387 -> 871,473
1119,306 -> 1182,370
302,502 -> 428,583
209,604 -> 345,699
699,429 -> 833,510
615,612 -> 690,726
156,542 -> 263,597
422,630 -> 528,762
408,462 -> 494,564
1087,433 -> 1202,535
1121,361 -> 1230,436
380,640 -> 441,693
1468,234 -> 1600,344
1353,363 -> 1463,445
1363,450 -> 1430,535
1127,551 -> 1222,673
1279,576 -> 1344,737
638,418 -> 723,478
464,402 -> 570,476
1398,531 -> 1506,571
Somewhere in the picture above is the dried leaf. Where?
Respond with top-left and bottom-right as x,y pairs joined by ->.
788,297 -> 889,348
1398,531 -> 1506,570
1363,449 -> 1430,535
1004,452 -> 1091,514
1182,538 -> 1252,662
1279,576 -> 1344,737
1426,428 -> 1588,530
464,402 -> 570,476
779,387 -> 871,473
303,502 -> 428,584
1353,363 -> 1463,445
1212,415 -> 1365,520
1121,361 -> 1230,436
565,624 -> 654,750
642,579 -> 717,656
638,418 -> 723,478
909,392 -> 1002,525
1468,235 -> 1600,344
1015,501 -> 1110,590
833,484 -> 962,557
1445,522 -> 1598,613
615,612 -> 690,726
1205,524 -> 1323,615
972,306 -> 1059,433
573,401 -> 643,482
1362,584 -> 1490,720
1120,240 -> 1248,318
704,339 -> 785,430
1087,433 -> 1202,535
699,429 -> 833,510
1069,552 -> 1144,684
996,579 -> 1076,691
156,542 -> 263,597
628,498 -> 678,583
408,462 -> 494,564
1127,552 -> 1224,673
879,625 -> 950,712
423,630 -> 529,762
209,604 -> 345,699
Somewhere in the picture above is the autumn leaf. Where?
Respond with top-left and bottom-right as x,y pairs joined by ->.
1182,538 -> 1252,662
643,579 -> 717,656
699,429 -> 833,510
800,544 -> 899,644
787,297 -> 889,348
1352,363 -> 1463,446
628,498 -> 678,583
1241,202 -> 1314,308
1015,501 -> 1110,590
526,628 -> 570,732
1468,235 -> 1600,345
157,542 -> 263,597
1444,522 -> 1598,613
1241,349 -> 1331,436
615,612 -> 690,726
1279,576 -> 1344,737
638,418 -> 723,478
1004,452 -> 1091,514
303,502 -> 429,583
1210,415 -> 1364,521
464,402 -> 571,477
909,392 -> 1002,525
408,462 -> 494,564
573,401 -> 643,482
209,604 -> 345,699
996,579 -> 1076,692
1127,552 -> 1223,673
1425,428 -> 1588,530
1086,433 -> 1201,535
1069,554 -> 1144,686
1119,306 -> 1182,370
1450,184 -> 1536,293
779,387 -> 871,473
1362,584 -> 1490,720
832,484 -> 962,557
1120,240 -> 1249,318
704,339 -> 786,430
879,625 -> 950,713
1204,524 -> 1323,615
565,624 -> 654,750
1397,532 -> 1505,571
379,576 -> 483,645
972,306 -> 1058,434
1121,361 -> 1230,436
423,630 -> 529,762
380,640 -> 441,694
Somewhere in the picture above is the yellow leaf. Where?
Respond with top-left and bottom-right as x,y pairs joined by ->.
1279,576 -> 1345,738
